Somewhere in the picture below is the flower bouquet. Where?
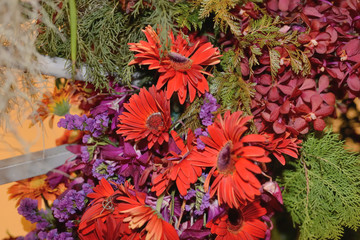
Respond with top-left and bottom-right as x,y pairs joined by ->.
6,0 -> 360,239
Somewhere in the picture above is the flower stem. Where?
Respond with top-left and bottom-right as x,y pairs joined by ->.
169,188 -> 175,224
156,192 -> 165,213
69,0 -> 77,77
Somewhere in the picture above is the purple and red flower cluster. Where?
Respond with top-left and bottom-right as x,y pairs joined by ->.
10,0 -> 360,239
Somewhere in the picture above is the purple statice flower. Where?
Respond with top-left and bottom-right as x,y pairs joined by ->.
199,93 -> 220,126
194,128 -> 208,150
194,191 -> 211,216
57,114 -> 86,131
58,112 -> 109,138
92,159 -> 117,180
80,146 -> 90,163
18,199 -> 50,231
18,198 -> 38,223
38,229 -> 73,240
52,184 -> 92,223
18,198 -> 41,223
82,134 -> 90,144
184,189 -> 197,200
19,231 -> 38,240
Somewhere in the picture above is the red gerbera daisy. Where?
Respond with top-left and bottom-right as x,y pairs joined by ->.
118,196 -> 179,240
117,85 -> 171,149
189,111 -> 271,208
129,26 -> 221,104
78,178 -> 129,239
206,201 -> 267,240
152,129 -> 202,196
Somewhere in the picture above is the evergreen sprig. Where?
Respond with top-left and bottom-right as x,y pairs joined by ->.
174,1 -> 203,31
199,0 -> 243,36
210,70 -> 254,115
279,131 -> 360,240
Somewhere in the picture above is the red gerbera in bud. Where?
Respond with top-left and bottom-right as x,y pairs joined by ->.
129,25 -> 221,104
189,111 -> 271,208
207,201 -> 267,240
117,85 -> 171,149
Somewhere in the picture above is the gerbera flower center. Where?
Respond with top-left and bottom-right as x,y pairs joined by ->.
217,141 -> 234,174
168,52 -> 193,71
227,208 -> 244,233
146,112 -> 164,130
29,177 -> 46,189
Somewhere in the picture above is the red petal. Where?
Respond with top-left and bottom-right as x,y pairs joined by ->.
347,74 -> 360,92
278,0 -> 290,11
300,78 -> 316,90
313,118 -> 326,131
241,134 -> 266,143
303,7 -> 323,17
310,94 -> 323,112
273,121 -> 286,134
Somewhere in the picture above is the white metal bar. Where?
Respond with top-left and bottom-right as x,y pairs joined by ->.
0,144 -> 74,185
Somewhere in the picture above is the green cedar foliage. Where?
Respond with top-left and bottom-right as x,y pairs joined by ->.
174,1 -> 203,31
199,0 -> 243,36
279,131 -> 360,240
172,97 -> 202,135
36,0 -> 178,89
209,50 -> 254,115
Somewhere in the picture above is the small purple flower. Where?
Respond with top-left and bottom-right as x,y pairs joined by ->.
92,159 -> 117,180
194,128 -> 208,150
18,198 -> 40,223
52,184 -> 92,224
80,146 -> 89,163
39,229 -> 73,240
183,189 -> 196,200
58,112 -> 109,138
82,134 -> 90,144
199,93 -> 220,126
17,231 -> 38,240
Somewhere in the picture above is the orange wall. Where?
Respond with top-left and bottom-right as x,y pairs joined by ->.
0,115 -> 64,239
